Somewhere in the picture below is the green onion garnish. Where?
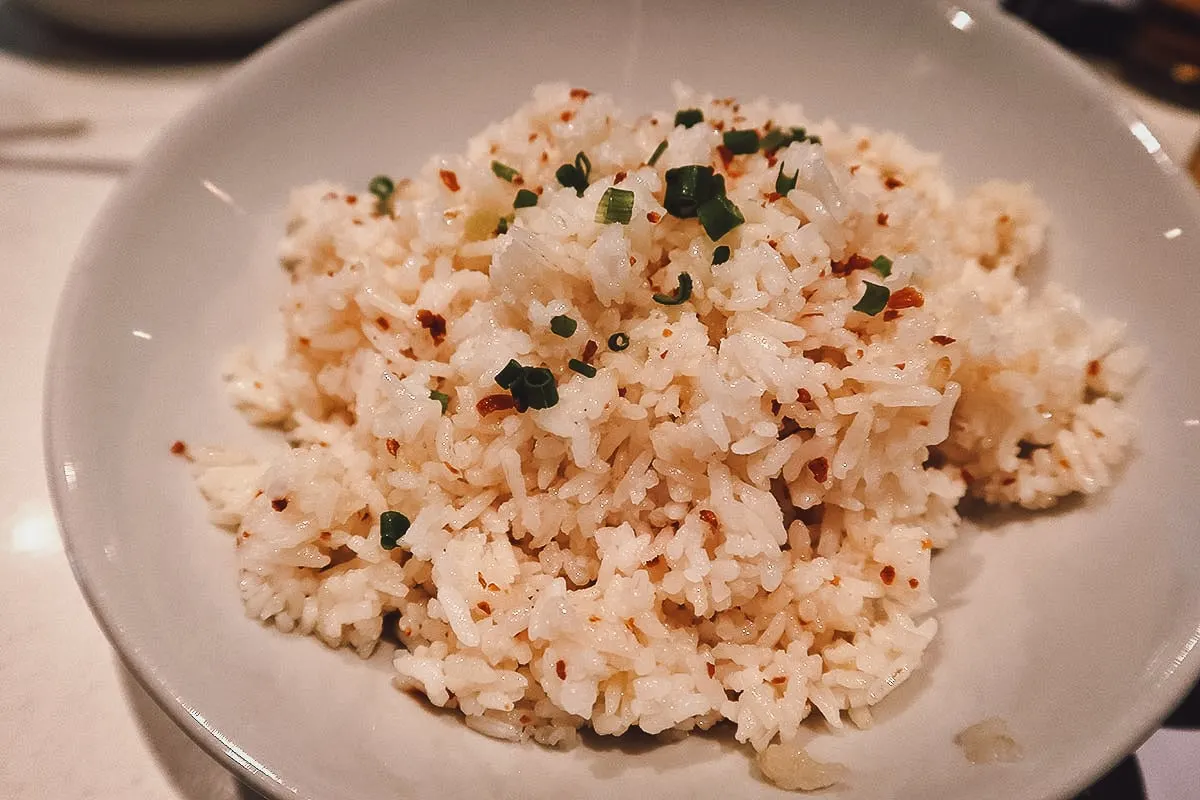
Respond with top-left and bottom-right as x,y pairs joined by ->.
516,367 -> 558,409
379,510 -> 411,550
697,195 -> 745,241
608,332 -> 630,351
853,282 -> 890,316
663,165 -> 721,219
550,315 -> 578,338
429,390 -> 450,414
674,109 -> 704,128
775,165 -> 798,195
760,128 -> 788,153
491,161 -> 520,182
871,255 -> 893,278
368,175 -> 396,215
495,215 -> 513,235
568,359 -> 597,378
555,151 -> 592,197
722,129 -> 760,155
648,140 -> 668,167
808,135 -> 822,145
513,189 -> 538,208
495,359 -> 525,389
712,245 -> 731,265
596,187 -> 635,224
653,272 -> 693,306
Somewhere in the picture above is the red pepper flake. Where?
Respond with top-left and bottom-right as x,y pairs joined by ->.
876,212 -> 889,226
887,286 -> 925,309
617,387 -> 627,398
271,498 -> 289,512
830,576 -> 841,587
716,144 -> 734,169
770,399 -> 782,415
169,440 -> 187,456
540,151 -> 549,163
588,615 -> 601,623
895,362 -> 906,370
883,309 -> 900,321
807,456 -> 829,483
560,110 -> 575,123
662,328 -> 673,338
297,337 -> 311,347
830,253 -> 873,276
765,191 -> 782,203
908,578 -> 920,589
581,340 -> 598,364
848,164 -> 861,175
1059,458 -> 1072,469
569,88 -> 592,100
386,438 -> 399,457
884,175 -> 904,190
555,659 -> 567,680
921,538 -> 933,550
699,509 -> 719,529
528,132 -> 538,143
794,389 -> 811,405
345,194 -> 357,205
614,171 -> 627,183
770,676 -> 788,685
646,211 -> 662,223
766,155 -> 778,168
707,663 -> 716,678
931,335 -> 956,345
477,601 -> 492,614
416,310 -> 447,344
857,139 -> 871,152
961,469 -> 974,485
476,394 -> 516,416
713,119 -> 725,131
880,565 -> 896,585
1001,476 -> 1016,486
1086,360 -> 1101,377
438,169 -> 460,192
375,316 -> 390,331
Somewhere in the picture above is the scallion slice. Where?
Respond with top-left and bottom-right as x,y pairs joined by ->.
697,195 -> 745,241
674,109 -> 704,128
495,359 -> 525,389
568,359 -> 597,378
760,128 -> 788,153
516,367 -> 559,409
368,175 -> 396,215
712,245 -> 731,265
429,390 -> 450,414
871,255 -> 893,277
722,129 -> 760,155
596,187 -> 635,224
663,165 -> 718,219
379,510 -> 411,550
550,315 -> 578,338
648,139 -> 668,167
853,282 -> 890,316
607,332 -> 630,351
775,165 -> 799,195
491,161 -> 520,182
555,151 -> 592,196
653,272 -> 693,306
513,189 -> 538,208
495,215 -> 513,235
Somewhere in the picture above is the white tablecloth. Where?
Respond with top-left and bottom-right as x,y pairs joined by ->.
1,8 -> 1197,799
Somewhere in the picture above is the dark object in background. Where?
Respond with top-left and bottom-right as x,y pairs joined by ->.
1073,755 -> 1148,799
1123,0 -> 1200,110
1003,0 -> 1140,57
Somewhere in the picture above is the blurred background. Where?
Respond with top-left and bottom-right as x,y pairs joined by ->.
0,1 -> 1196,799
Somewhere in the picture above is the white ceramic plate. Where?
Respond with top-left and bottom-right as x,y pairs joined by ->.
45,1 -> 1200,798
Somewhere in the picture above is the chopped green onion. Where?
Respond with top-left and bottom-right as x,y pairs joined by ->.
379,510 -> 411,550
807,135 -> 822,145
790,126 -> 808,141
495,215 -> 513,235
607,332 -> 630,351
495,359 -> 525,389
871,255 -> 893,278
697,195 -> 745,241
775,165 -> 798,195
491,161 -> 520,182
674,109 -> 704,128
429,390 -> 450,414
513,189 -> 539,208
648,139 -> 668,167
515,367 -> 558,409
663,165 -> 721,218
853,282 -> 890,316
568,359 -> 597,378
555,151 -> 592,196
367,175 -> 396,215
722,129 -> 760,155
550,315 -> 578,338
596,187 -> 635,224
653,272 -> 693,306
712,245 -> 731,265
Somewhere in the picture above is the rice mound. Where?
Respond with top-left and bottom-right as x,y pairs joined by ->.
191,84 -> 1139,779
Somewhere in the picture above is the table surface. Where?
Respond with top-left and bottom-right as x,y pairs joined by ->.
1,6 -> 1198,800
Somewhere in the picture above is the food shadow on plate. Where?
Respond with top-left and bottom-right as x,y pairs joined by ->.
117,658 -> 268,800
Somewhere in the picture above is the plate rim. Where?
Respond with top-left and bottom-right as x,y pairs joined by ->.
42,1 -> 1200,798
